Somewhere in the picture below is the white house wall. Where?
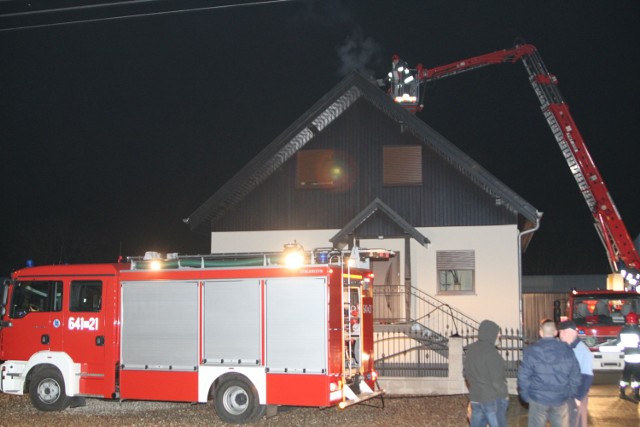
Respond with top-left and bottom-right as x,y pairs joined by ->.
414,224 -> 521,332
210,230 -> 338,254
210,225 -> 521,331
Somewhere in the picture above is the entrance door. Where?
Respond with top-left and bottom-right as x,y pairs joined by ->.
360,238 -> 406,323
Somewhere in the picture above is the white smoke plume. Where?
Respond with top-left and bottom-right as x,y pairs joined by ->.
336,27 -> 383,78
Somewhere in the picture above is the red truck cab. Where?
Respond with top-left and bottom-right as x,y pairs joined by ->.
565,289 -> 640,370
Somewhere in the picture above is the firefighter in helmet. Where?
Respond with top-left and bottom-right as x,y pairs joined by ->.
389,54 -> 410,98
618,311 -> 640,400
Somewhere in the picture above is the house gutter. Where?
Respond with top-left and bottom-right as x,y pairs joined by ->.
518,211 -> 543,334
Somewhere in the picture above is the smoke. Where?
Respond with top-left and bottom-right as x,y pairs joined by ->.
287,0 -> 352,28
336,27 -> 383,78
286,1 -> 384,78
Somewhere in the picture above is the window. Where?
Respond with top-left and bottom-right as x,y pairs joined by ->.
383,145 -> 422,186
437,250 -> 475,294
70,280 -> 102,312
10,281 -> 63,318
296,149 -> 351,190
572,294 -> 640,326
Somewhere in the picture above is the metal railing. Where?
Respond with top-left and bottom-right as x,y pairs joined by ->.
374,284 -> 480,335
373,284 -> 535,378
375,325 -> 533,378
462,328 -> 535,378
374,325 -> 450,377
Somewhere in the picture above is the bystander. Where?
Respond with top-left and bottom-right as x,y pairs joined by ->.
464,319 -> 509,427
517,318 -> 581,427
559,320 -> 593,427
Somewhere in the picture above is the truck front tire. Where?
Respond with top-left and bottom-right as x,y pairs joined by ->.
29,367 -> 72,411
214,377 -> 265,424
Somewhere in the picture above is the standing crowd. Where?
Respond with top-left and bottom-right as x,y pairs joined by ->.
463,313 -> 640,427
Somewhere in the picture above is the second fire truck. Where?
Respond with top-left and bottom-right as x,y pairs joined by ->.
560,289 -> 640,370
0,244 -> 389,423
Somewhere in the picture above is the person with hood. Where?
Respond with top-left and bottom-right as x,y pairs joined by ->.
518,318 -> 581,427
464,319 -> 509,427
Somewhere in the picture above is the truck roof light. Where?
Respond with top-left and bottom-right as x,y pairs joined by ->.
283,242 -> 304,268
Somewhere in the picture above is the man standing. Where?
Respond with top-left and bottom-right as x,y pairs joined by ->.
518,318 -> 581,427
464,319 -> 509,427
559,320 -> 594,427
618,312 -> 640,401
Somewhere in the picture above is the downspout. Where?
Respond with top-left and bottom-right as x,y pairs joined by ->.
517,211 -> 543,334
404,236 -> 411,323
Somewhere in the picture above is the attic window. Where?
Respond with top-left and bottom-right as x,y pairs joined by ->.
383,145 -> 422,186
296,149 -> 350,189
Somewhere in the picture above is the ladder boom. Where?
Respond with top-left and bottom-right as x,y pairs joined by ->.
397,44 -> 640,273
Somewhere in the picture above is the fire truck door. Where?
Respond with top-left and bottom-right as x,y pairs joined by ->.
62,279 -> 107,395
2,280 -> 64,362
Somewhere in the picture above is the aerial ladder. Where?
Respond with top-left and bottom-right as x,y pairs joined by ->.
389,44 -> 640,287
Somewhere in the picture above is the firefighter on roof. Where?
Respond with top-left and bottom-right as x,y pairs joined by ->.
618,312 -> 640,400
388,54 -> 413,99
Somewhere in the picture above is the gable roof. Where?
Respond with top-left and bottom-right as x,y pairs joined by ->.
186,71 -> 540,235
330,197 -> 431,249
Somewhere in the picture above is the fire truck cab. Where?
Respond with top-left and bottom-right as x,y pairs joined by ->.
0,245 -> 388,423
563,289 -> 640,370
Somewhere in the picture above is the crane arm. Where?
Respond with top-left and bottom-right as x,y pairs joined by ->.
419,44 -> 536,82
403,44 -> 640,275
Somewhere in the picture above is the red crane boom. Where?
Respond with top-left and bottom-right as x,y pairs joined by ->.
391,44 -> 640,278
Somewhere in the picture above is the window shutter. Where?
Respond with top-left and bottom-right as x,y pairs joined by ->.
437,250 -> 475,270
383,145 -> 422,186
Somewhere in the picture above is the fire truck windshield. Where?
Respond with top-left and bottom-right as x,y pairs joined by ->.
572,294 -> 640,326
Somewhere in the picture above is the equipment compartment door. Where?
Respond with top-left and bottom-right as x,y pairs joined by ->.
265,277 -> 327,373
119,280 -> 199,402
202,279 -> 261,365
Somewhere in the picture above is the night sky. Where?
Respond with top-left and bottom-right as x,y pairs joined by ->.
1,0 -> 639,276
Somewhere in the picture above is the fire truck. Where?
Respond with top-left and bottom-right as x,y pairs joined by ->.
560,289 -> 640,370
387,43 -> 640,366
0,244 -> 389,423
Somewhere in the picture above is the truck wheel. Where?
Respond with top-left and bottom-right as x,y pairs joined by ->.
29,367 -> 72,411
214,377 -> 265,424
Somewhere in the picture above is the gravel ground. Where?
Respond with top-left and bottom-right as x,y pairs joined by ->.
0,392 -> 473,427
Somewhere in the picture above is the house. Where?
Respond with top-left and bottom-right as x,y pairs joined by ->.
185,71 -> 540,334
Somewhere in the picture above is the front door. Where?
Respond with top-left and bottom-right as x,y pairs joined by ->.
360,238 -> 405,323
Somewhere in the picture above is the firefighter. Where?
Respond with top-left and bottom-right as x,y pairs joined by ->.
618,312 -> 640,400
389,54 -> 410,98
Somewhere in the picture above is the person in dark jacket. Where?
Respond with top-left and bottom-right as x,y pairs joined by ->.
464,319 -> 509,427
518,318 -> 581,427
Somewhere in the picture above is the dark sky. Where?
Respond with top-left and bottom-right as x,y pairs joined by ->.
1,0 -> 639,276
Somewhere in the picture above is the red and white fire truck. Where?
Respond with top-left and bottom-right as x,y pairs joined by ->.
0,244 -> 389,423
561,289 -> 640,370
